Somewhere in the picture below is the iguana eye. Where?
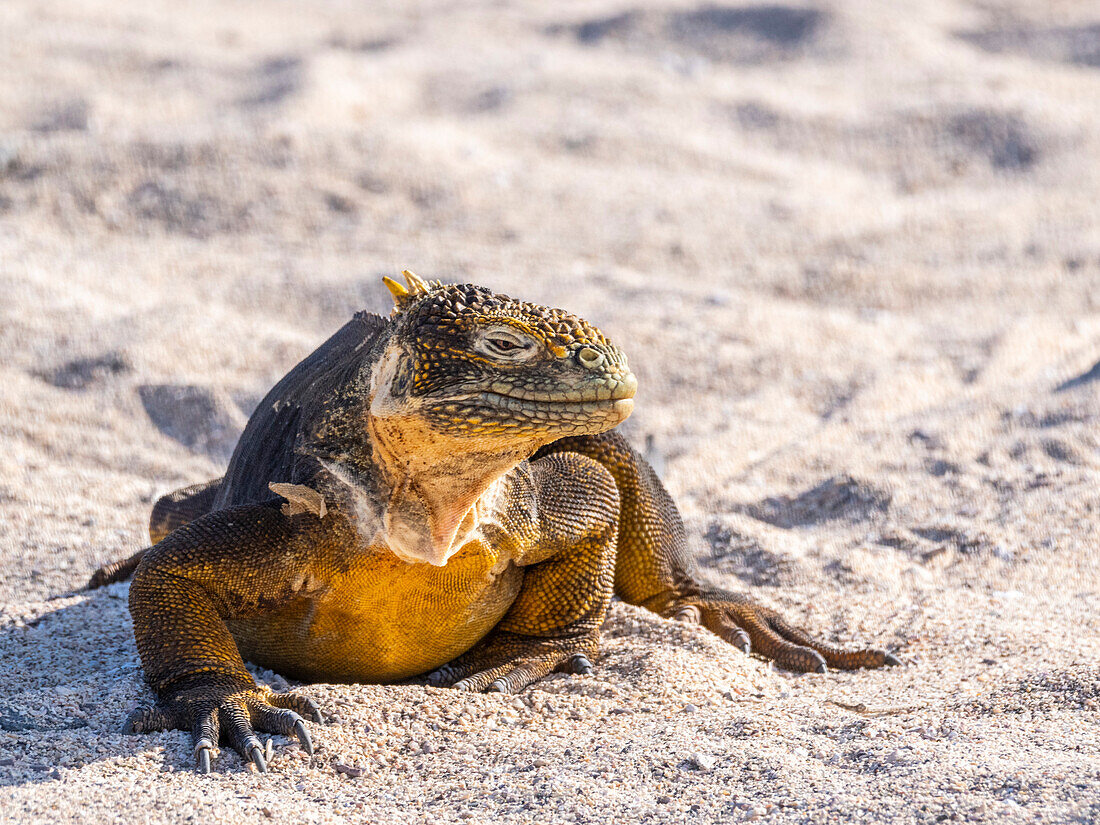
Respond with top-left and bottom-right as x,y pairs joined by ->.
477,327 -> 538,361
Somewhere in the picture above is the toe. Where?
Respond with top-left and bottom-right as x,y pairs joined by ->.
299,697 -> 323,724
426,664 -> 460,688
122,704 -> 176,735
452,663 -> 512,693
220,701 -> 269,768
239,691 -> 321,765
266,691 -> 324,724
703,610 -> 752,655
479,658 -> 557,694
249,703 -> 306,737
671,605 -> 701,624
451,676 -> 483,692
796,648 -> 829,673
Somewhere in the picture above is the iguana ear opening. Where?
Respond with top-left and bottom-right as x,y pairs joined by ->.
382,270 -> 443,315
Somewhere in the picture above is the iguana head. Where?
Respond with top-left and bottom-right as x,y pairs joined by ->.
367,271 -> 636,566
371,270 -> 636,440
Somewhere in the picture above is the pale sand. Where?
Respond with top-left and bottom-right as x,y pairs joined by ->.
1,0 -> 1099,822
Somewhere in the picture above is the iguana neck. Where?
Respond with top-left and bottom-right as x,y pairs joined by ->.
367,412 -> 529,566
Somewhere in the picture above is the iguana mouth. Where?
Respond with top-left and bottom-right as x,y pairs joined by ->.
480,392 -> 634,411
430,372 -> 638,411
420,390 -> 634,438
479,372 -> 638,406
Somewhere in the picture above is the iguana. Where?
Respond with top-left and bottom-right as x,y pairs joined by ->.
88,271 -> 898,774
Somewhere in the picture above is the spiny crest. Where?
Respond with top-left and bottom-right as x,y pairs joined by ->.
382,270 -> 444,316
382,273 -> 612,352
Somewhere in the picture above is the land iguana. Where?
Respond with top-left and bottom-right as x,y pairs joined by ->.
88,271 -> 898,774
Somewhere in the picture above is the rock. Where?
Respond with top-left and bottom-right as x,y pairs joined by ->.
689,752 -> 715,771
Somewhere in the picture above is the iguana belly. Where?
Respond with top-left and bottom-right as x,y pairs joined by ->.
226,538 -> 524,683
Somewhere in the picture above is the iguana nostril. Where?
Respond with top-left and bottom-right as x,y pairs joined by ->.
578,347 -> 604,369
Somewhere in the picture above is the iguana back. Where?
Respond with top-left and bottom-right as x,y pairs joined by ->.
215,311 -> 388,509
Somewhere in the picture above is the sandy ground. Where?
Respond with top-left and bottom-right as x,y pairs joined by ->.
2,0 -> 1100,822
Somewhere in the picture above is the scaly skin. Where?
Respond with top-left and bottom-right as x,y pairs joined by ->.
89,271 -> 897,774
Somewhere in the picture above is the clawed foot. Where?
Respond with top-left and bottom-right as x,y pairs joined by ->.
665,593 -> 901,673
426,631 -> 597,694
123,685 -> 322,774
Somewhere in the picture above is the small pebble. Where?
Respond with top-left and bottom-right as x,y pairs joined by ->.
689,752 -> 715,771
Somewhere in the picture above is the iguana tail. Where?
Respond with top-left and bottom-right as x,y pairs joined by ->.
86,477 -> 222,589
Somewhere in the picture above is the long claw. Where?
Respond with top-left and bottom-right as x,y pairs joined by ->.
293,720 -> 313,755
568,654 -> 594,675
301,698 -> 324,724
249,745 -> 268,773
195,738 -> 215,774
884,652 -> 902,667
732,630 -> 751,655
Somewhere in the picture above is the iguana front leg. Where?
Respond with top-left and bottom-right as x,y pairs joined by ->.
428,452 -> 619,693
537,432 -> 900,673
125,501 -> 329,772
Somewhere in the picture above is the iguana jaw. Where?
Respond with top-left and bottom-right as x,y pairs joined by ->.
422,393 -> 634,439
367,411 -> 530,567
418,371 -> 636,439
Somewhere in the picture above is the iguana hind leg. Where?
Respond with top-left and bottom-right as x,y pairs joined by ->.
535,431 -> 899,673
86,478 -> 222,589
428,452 -> 619,693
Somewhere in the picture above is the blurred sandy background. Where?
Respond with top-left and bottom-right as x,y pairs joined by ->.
1,0 -> 1099,822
